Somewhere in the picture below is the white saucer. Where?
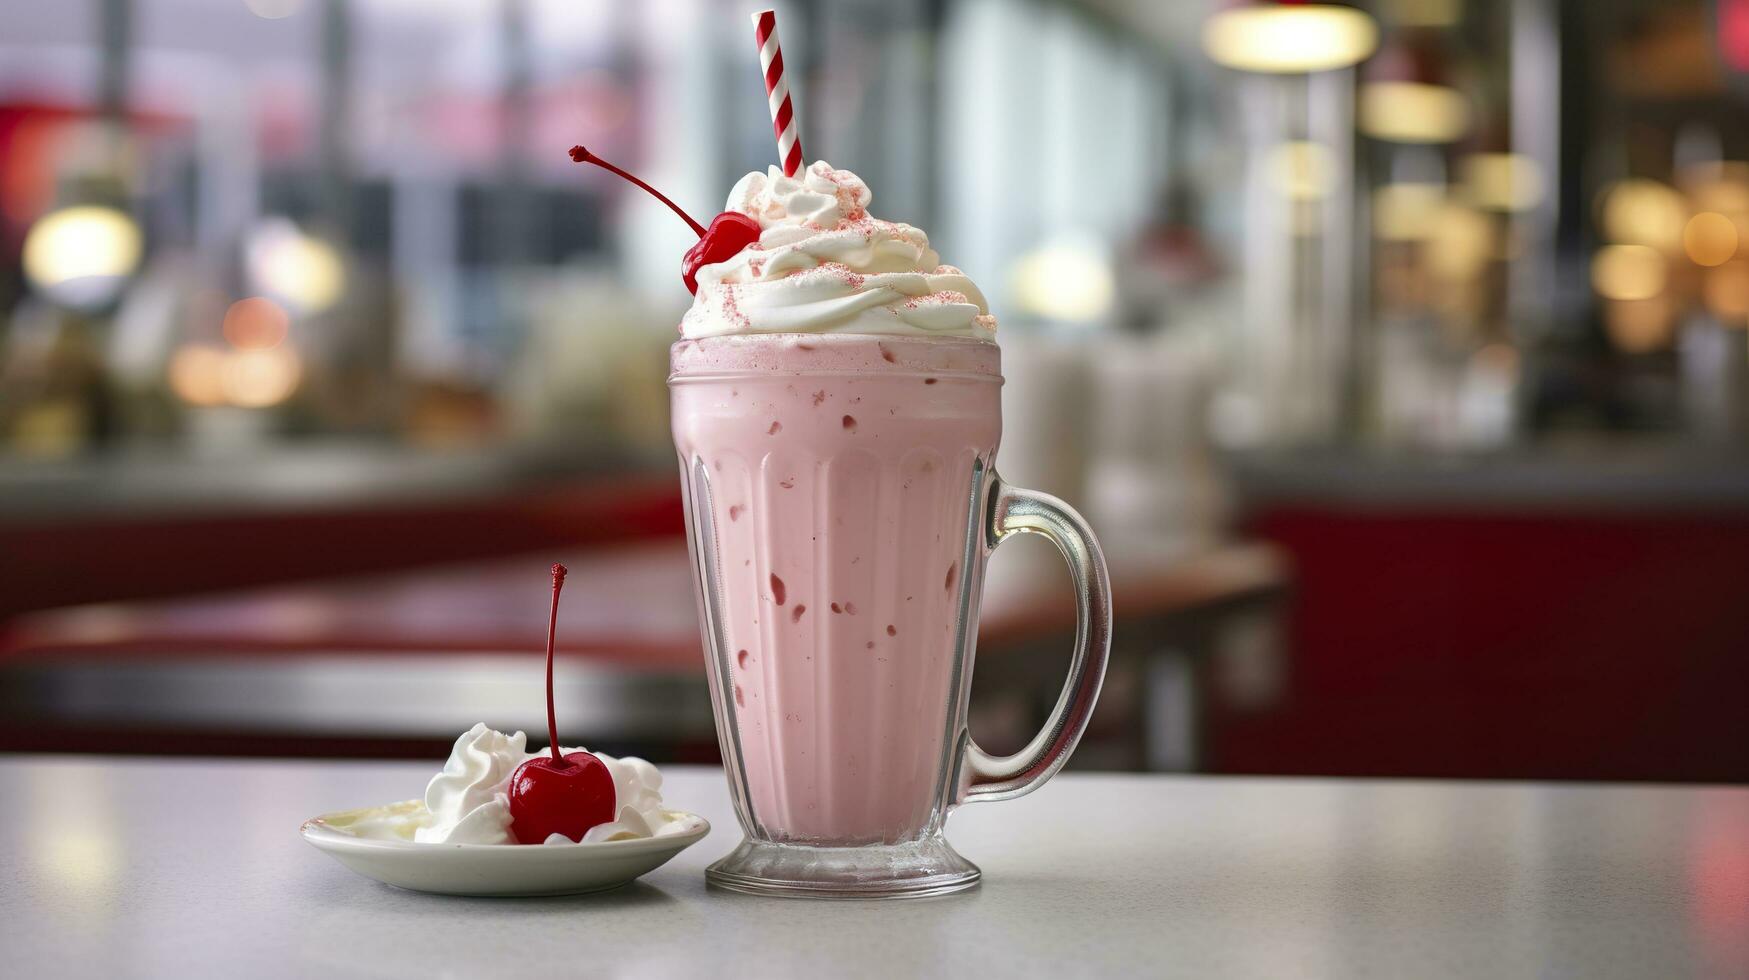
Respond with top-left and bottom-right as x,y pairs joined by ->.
301,800 -> 710,897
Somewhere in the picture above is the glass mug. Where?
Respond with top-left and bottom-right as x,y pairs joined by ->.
670,332 -> 1111,898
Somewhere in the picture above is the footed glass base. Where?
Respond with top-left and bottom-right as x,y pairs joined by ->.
705,836 -> 981,900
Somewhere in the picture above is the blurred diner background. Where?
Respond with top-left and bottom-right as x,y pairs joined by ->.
1,0 -> 1746,784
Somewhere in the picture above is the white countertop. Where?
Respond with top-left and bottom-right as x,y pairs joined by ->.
2,756 -> 1745,978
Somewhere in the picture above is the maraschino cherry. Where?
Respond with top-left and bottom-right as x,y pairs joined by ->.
506,563 -> 617,844
569,145 -> 761,294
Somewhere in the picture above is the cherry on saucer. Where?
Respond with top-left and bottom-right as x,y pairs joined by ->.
507,752 -> 614,845
506,563 -> 617,844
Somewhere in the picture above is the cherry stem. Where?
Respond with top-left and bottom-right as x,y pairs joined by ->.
569,145 -> 707,239
544,563 -> 569,764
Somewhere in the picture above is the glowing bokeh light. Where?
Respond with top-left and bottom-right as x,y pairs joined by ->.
1684,212 -> 1740,266
1373,183 -> 1445,241
222,297 -> 291,350
1462,153 -> 1546,212
247,219 -> 345,313
222,347 -> 303,408
1010,241 -> 1115,324
1591,245 -> 1667,301
168,346 -> 229,407
1203,5 -> 1379,74
1426,203 -> 1494,281
1599,180 -> 1687,252
21,205 -> 143,308
1359,82 -> 1470,143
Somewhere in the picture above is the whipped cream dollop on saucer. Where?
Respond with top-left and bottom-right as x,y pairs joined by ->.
680,161 -> 996,342
345,723 -> 701,845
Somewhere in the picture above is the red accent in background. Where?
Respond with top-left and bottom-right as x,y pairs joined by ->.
1212,509 -> 1749,783
0,103 -> 187,243
1723,0 -> 1749,71
1689,798 -> 1749,973
0,476 -> 684,623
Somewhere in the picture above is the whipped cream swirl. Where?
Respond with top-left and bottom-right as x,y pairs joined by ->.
680,162 -> 996,342
385,723 -> 699,845
415,723 -> 527,844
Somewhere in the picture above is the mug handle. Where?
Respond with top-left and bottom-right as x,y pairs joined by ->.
958,473 -> 1113,803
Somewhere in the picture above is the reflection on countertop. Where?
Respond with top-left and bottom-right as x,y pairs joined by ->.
2,756 -> 1745,978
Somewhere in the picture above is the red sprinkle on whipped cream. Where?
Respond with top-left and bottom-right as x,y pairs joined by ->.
678,162 -> 996,342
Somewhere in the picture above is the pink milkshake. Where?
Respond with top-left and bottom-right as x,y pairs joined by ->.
663,160 -> 1110,898
672,333 -> 1000,845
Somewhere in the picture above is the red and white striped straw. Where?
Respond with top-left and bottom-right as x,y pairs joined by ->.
752,9 -> 804,177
